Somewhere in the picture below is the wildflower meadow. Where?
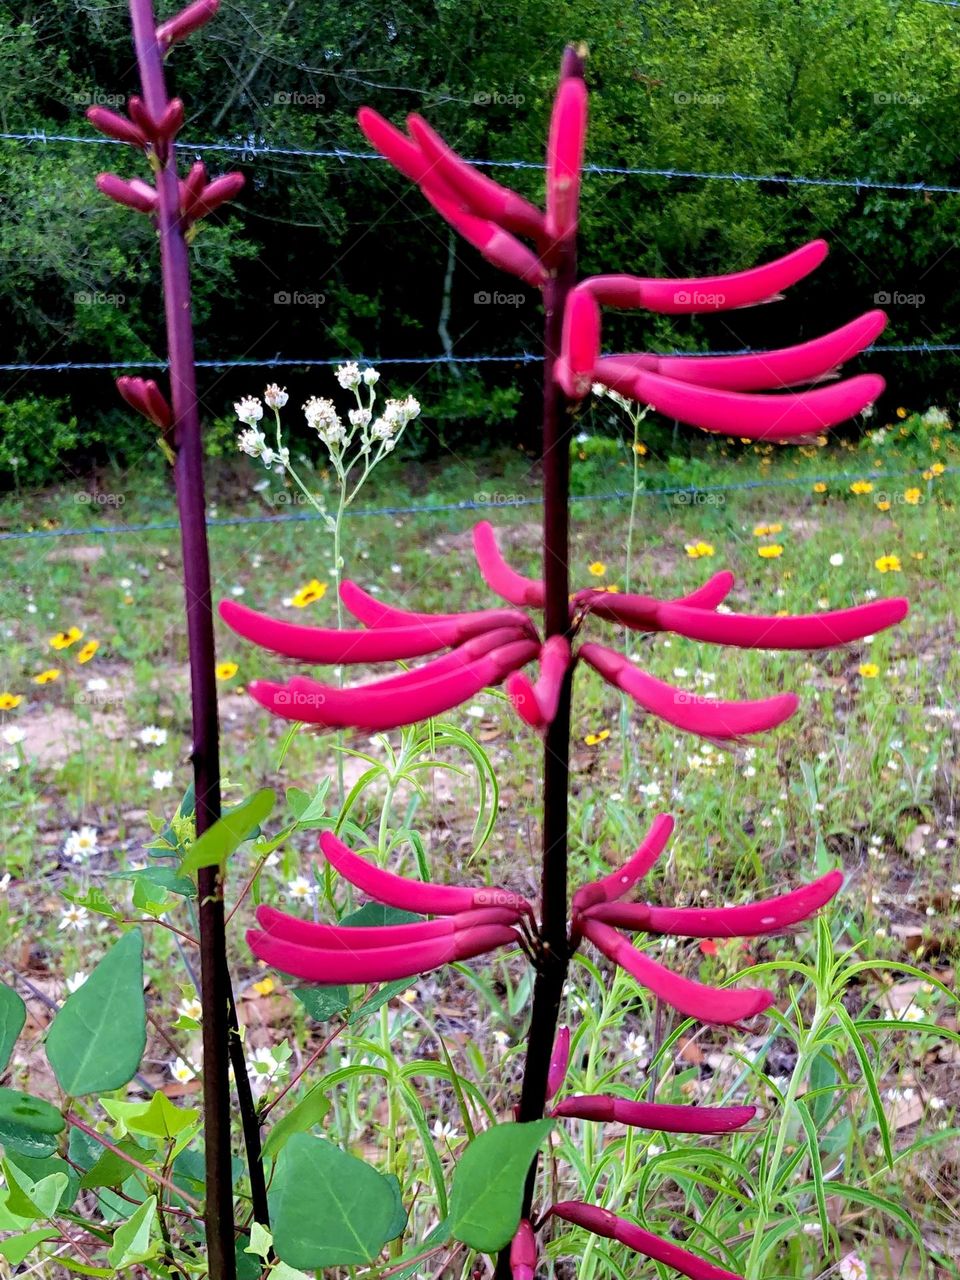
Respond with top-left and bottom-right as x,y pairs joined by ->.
0,4 -> 958,1280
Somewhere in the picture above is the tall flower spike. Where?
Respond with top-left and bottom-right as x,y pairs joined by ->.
550,1202 -> 743,1280
546,75 -> 588,243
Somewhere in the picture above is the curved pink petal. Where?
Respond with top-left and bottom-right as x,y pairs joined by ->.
406,115 -> 545,241
256,903 -> 521,949
546,1025 -> 571,1101
585,869 -> 843,936
552,1095 -> 755,1134
339,579 -> 533,637
248,637 -> 538,729
580,642 -> 798,739
116,376 -> 172,430
96,173 -> 157,214
86,106 -> 147,148
626,369 -> 885,441
673,571 -> 736,609
601,311 -> 886,392
546,77 -> 588,242
219,598 -> 526,664
582,239 -> 828,313
155,0 -> 219,47
551,1202 -> 744,1280
510,1220 -> 537,1280
557,286 -> 601,398
653,596 -> 908,649
319,830 -> 533,917
421,188 -> 547,286
247,921 -> 518,984
187,172 -> 245,221
571,813 -> 675,912
505,635 -> 571,729
580,917 -> 773,1024
357,107 -> 453,194
473,522 -> 545,607
574,573 -> 736,627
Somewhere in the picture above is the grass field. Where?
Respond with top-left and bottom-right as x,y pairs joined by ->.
0,405 -> 958,1278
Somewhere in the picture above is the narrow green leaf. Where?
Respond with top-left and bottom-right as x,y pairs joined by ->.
269,1134 -> 406,1269
106,1195 -> 158,1268
181,788 -> 275,874
795,1097 -> 829,1242
833,1005 -> 894,1168
262,1084 -> 331,1160
448,1120 -> 554,1252
46,931 -> 146,1096
0,983 -> 26,1073
292,986 -> 349,1022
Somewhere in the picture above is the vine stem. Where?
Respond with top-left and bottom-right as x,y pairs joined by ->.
126,2 -> 268,1271
494,55 -> 582,1274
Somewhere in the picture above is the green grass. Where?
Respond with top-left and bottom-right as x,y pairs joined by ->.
0,410 -> 958,1278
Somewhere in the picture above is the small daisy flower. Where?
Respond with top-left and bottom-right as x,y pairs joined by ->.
829,553 -> 844,566
170,1057 -> 196,1084
2,726 -> 25,746
178,995 -> 203,1021
33,669 -> 60,685
287,875 -> 316,902
588,561 -> 606,577
290,579 -> 327,608
59,904 -> 89,932
64,826 -> 99,863
152,769 -> 174,791
139,725 -> 168,746
0,693 -> 23,710
215,662 -> 239,681
77,640 -> 99,664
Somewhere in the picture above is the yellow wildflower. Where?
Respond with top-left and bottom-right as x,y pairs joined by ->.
758,544 -> 784,559
49,626 -> 83,651
922,470 -> 933,481
911,551 -> 925,561
858,663 -> 880,679
584,729 -> 611,746
215,662 -> 239,681
0,692 -> 23,710
850,481 -> 874,495
252,977 -> 275,997
33,669 -> 61,685
874,555 -> 902,573
588,562 -> 606,577
876,499 -> 891,512
77,640 -> 99,664
633,442 -> 648,456
684,541 -> 715,559
896,407 -> 908,419
931,461 -> 946,475
903,488 -> 921,505
813,482 -> 827,494
290,579 -> 328,608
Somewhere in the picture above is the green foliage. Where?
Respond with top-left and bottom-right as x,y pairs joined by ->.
180,787 -> 275,874
0,397 -> 79,487
269,1134 -> 407,1268
0,983 -> 25,1072
448,1120 -> 555,1252
45,930 -> 146,1096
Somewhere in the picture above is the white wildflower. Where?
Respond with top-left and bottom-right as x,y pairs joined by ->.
829,553 -> 844,566
234,396 -> 264,427
170,1057 -> 196,1084
237,426 -> 268,458
264,384 -> 288,409
838,1253 -> 868,1280
361,367 -> 380,385
287,875 -> 316,902
152,769 -> 174,791
63,825 -> 99,863
59,904 -> 89,932
65,971 -> 87,994
1,726 -> 25,746
335,362 -> 362,390
138,725 -> 168,747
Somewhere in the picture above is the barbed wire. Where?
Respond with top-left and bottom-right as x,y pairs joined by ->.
3,129 -> 960,195
2,464 -> 952,543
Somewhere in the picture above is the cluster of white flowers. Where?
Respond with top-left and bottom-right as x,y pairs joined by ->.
303,396 -> 347,448
922,405 -> 949,428
63,825 -> 99,863
369,395 -> 420,450
235,396 -> 263,427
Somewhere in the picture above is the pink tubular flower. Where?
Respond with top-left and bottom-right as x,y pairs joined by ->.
245,830 -> 528,986
551,1095 -> 755,1134
96,173 -> 158,214
184,171 -> 245,222
155,0 -> 220,48
550,1202 -> 743,1280
510,1220 -> 537,1280
116,376 -> 173,430
505,635 -> 571,730
546,75 -> 588,244
86,106 -> 148,149
545,1025 -> 571,1101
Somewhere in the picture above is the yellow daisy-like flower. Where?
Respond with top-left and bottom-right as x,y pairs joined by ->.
813,482 -> 828,494
903,488 -> 921,505
858,662 -> 880,679
633,442 -> 648,456
876,499 -> 891,512
930,461 -> 946,476
922,469 -> 933,481
758,544 -> 784,559
216,662 -> 239,681
753,522 -> 783,536
33,669 -> 61,685
77,640 -> 99,664
252,977 -> 275,997
875,554 -> 902,573
290,579 -> 327,608
684,541 -> 715,559
896,407 -> 908,419
584,729 -> 611,746
588,561 -> 606,577
0,692 -> 23,710
850,481 -> 874,495
911,550 -> 925,561
49,626 -> 83,651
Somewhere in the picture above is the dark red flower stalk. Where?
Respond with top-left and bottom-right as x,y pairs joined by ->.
550,1202 -> 743,1280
